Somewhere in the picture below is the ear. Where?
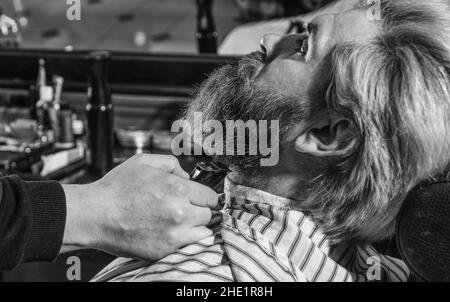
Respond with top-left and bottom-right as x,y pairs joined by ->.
295,112 -> 358,158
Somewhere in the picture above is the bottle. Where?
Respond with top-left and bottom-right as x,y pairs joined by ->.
37,58 -> 46,89
86,51 -> 114,177
50,76 -> 74,149
35,59 -> 54,141
195,0 -> 217,54
36,86 -> 54,141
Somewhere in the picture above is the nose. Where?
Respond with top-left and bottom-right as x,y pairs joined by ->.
260,34 -> 282,58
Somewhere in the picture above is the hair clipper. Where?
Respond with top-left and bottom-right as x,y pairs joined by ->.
189,161 -> 230,193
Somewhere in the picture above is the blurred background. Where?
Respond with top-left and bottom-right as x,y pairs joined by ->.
1,0 -> 238,53
0,0 -> 333,281
0,0 -> 331,53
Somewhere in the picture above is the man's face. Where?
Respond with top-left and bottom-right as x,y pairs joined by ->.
186,8 -> 378,169
254,8 -> 379,134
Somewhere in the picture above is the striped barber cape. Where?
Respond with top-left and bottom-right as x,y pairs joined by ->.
91,178 -> 409,282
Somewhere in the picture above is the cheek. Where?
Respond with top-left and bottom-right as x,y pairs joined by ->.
255,59 -> 313,98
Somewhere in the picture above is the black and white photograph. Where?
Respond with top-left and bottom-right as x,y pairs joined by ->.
0,0 -> 449,287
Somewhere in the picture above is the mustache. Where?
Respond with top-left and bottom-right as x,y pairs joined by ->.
236,51 -> 265,82
183,49 -> 306,169
240,51 -> 265,64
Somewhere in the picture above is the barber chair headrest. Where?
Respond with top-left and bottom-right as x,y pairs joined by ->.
396,177 -> 450,282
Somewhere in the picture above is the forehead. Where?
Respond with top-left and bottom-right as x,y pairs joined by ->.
253,8 -> 379,98
326,8 -> 380,47
308,8 -> 379,63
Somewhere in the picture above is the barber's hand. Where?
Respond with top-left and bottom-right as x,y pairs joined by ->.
61,154 -> 218,261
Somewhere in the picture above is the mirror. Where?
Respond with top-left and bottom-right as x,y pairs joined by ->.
0,0 -> 240,54
0,0 -> 326,55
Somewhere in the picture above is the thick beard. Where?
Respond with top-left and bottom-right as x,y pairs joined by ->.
183,52 -> 306,170
183,52 -> 406,245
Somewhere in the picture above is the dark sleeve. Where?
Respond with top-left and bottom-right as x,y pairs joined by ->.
0,175 -> 67,270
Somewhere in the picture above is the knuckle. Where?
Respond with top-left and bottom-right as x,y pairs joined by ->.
162,197 -> 187,223
166,154 -> 177,162
171,207 -> 186,224
162,175 -> 190,197
166,228 -> 181,246
158,182 -> 175,202
166,155 -> 179,166
173,180 -> 191,197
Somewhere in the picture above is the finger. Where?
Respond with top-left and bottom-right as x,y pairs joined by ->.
180,226 -> 214,246
166,166 -> 190,179
155,155 -> 189,179
184,204 -> 212,227
186,181 -> 218,208
137,154 -> 189,179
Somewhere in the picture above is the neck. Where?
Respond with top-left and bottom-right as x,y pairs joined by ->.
225,149 -> 324,205
228,166 -> 310,204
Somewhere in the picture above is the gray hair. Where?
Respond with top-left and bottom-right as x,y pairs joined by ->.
303,0 -> 450,243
